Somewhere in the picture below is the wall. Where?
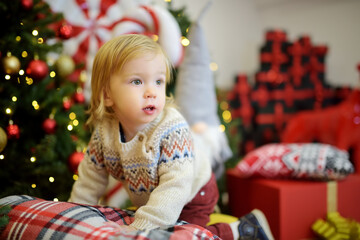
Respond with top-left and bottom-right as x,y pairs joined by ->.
153,0 -> 360,90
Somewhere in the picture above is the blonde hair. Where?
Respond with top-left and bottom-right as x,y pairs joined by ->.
87,34 -> 173,127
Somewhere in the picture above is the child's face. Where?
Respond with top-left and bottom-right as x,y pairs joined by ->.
105,52 -> 167,132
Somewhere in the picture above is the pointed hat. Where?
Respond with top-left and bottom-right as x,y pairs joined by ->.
175,0 -> 232,176
175,0 -> 219,127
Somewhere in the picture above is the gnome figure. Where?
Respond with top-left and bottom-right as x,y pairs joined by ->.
175,0 -> 232,178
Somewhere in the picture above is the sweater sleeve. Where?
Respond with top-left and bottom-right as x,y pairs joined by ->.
68,128 -> 109,205
130,126 -> 195,230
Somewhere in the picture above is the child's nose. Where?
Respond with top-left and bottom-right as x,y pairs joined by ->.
144,88 -> 156,98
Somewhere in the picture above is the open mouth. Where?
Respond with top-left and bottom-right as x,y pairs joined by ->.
143,105 -> 155,111
143,105 -> 156,115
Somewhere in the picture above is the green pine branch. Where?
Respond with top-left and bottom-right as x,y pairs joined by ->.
0,205 -> 11,233
0,0 -> 90,201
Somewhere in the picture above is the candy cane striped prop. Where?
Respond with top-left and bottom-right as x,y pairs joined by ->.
45,0 -> 183,100
112,5 -> 184,67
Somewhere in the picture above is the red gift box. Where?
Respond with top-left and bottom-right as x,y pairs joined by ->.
226,169 -> 360,240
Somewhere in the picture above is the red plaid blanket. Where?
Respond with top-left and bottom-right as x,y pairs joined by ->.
0,195 -> 219,240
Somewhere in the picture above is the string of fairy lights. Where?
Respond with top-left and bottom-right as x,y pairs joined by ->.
0,20 -> 86,201
0,0 -> 233,201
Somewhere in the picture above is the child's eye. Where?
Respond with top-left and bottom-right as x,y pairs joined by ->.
131,79 -> 142,85
156,79 -> 164,85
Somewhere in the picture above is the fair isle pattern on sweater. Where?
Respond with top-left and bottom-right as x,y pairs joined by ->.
159,123 -> 193,164
86,110 -> 194,195
69,107 -> 212,230
88,128 -> 105,168
126,124 -> 193,194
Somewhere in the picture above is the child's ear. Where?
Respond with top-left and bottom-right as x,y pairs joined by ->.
103,88 -> 113,107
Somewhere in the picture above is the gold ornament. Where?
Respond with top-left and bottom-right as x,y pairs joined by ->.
55,55 -> 75,78
0,127 -> 7,152
2,55 -> 21,74
79,70 -> 87,83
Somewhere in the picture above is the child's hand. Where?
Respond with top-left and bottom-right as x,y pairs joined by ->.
104,221 -> 137,233
118,225 -> 137,233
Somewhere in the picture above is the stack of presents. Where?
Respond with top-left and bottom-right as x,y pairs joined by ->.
226,29 -> 360,239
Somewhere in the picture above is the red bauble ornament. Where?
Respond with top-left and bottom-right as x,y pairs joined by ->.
63,98 -> 73,111
26,60 -> 49,81
58,24 -> 73,39
36,13 -> 46,20
70,135 -> 79,142
6,124 -> 20,139
21,0 -> 33,10
73,92 -> 85,104
42,118 -> 57,134
68,151 -> 84,174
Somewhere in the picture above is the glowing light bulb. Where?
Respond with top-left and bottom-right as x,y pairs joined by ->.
152,35 -> 159,42
219,124 -> 226,133
210,62 -> 218,71
32,100 -> 40,110
222,110 -> 232,123
22,51 -> 28,58
181,37 -> 190,47
220,101 -> 229,111
69,112 -> 76,120
26,77 -> 33,85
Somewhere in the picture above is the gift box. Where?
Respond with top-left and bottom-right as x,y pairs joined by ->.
260,29 -> 290,74
227,31 -> 349,155
226,169 -> 360,240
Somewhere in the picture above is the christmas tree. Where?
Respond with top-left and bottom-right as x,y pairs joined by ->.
0,0 -> 90,201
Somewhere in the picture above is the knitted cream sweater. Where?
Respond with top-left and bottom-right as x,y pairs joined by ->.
69,107 -> 212,230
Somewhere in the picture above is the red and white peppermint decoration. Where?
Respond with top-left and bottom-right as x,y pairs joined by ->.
45,0 -> 183,100
112,5 -> 183,67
